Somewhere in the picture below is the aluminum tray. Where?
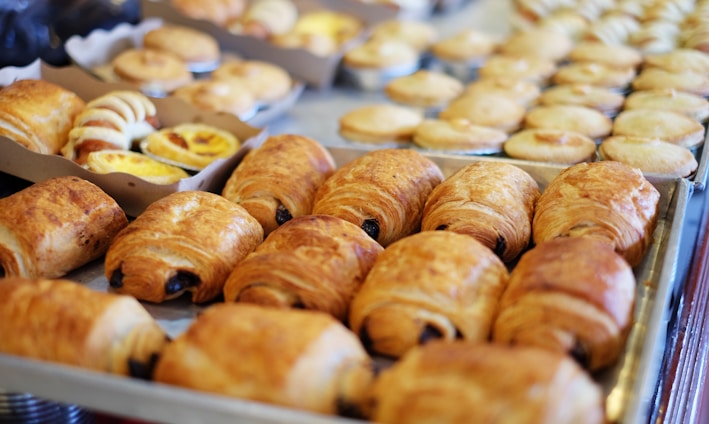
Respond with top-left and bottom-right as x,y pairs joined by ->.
0,146 -> 692,424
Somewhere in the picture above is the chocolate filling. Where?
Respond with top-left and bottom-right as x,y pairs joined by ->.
493,234 -> 507,258
275,204 -> 292,226
435,224 -> 449,231
569,339 -> 590,369
128,352 -> 162,380
418,324 -> 444,344
359,323 -> 375,352
109,268 -> 124,288
164,271 -> 200,295
336,397 -> 366,420
361,219 -> 380,241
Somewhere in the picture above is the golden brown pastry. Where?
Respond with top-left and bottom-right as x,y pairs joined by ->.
422,162 -> 540,263
227,0 -> 298,38
153,303 -> 375,417
438,93 -> 526,134
478,54 -> 558,84
142,25 -> 221,71
172,78 -> 257,120
503,128 -> 598,164
430,29 -> 498,64
312,149 -> 444,247
631,67 -> 709,97
366,341 -> 605,424
143,123 -> 241,170
221,134 -> 336,236
643,48 -> 709,74
552,62 -> 636,91
104,191 -> 263,304
338,103 -> 424,144
622,88 -> 709,122
0,79 -> 85,155
0,176 -> 128,279
567,41 -> 643,69
537,83 -> 625,117
269,10 -> 363,55
462,77 -> 541,107
599,135 -> 699,178
499,28 -> 574,62
370,19 -> 438,52
223,215 -> 383,321
171,0 -> 246,28
111,48 -> 194,94
384,70 -> 464,108
0,277 -> 169,379
532,161 -> 660,267
493,236 -> 636,371
412,118 -> 509,154
211,59 -> 292,103
349,231 -> 509,359
524,104 -> 613,140
611,109 -> 705,149
86,150 -> 190,185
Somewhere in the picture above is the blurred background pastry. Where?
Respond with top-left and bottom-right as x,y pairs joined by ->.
503,128 -> 598,164
339,103 -> 424,144
142,25 -> 221,73
111,48 -> 194,95
172,0 -> 246,28
412,118 -> 508,154
227,0 -> 297,38
599,135 -> 699,178
171,79 -> 258,121
212,59 -> 292,104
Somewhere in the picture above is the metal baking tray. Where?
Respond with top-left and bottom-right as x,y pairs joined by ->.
0,146 -> 692,424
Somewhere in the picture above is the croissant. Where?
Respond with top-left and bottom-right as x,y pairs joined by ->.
153,303 -> 375,417
0,176 -> 128,279
0,277 -> 169,379
104,190 -> 264,304
493,236 -> 636,371
421,161 -> 540,263
312,149 -> 444,247
223,214 -> 383,321
366,341 -> 605,424
349,231 -> 509,358
62,90 -> 160,165
222,134 -> 336,236
532,161 -> 660,267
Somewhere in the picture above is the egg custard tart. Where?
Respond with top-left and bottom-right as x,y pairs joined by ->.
86,150 -> 189,185
143,123 -> 240,170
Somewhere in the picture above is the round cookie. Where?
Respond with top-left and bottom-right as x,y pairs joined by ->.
462,77 -> 541,107
172,79 -> 257,120
499,28 -> 574,62
552,62 -> 636,91
567,41 -> 643,69
478,54 -> 557,85
631,68 -> 709,97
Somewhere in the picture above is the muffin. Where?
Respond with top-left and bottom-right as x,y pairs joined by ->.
612,109 -> 706,149
339,103 -> 424,144
413,118 -> 509,154
439,93 -> 527,134
537,84 -> 625,117
503,128 -> 598,164
623,89 -> 709,122
523,104 -> 613,140
111,48 -> 194,94
384,70 -> 464,109
142,25 -> 221,72
462,77 -> 541,107
599,135 -> 698,177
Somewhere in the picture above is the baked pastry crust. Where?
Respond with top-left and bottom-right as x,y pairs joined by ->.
112,48 -> 194,94
312,148 -> 444,247
532,161 -> 660,267
478,54 -> 557,84
524,104 -> 613,139
104,191 -> 264,303
211,59 -> 292,103
412,118 -> 508,153
86,150 -> 189,185
370,19 -> 438,52
503,128 -> 598,164
493,236 -> 636,371
0,277 -> 169,378
537,83 -> 625,116
384,70 -> 464,108
227,0 -> 297,38
349,231 -> 509,358
462,77 -> 541,107
552,62 -> 636,90
143,25 -> 220,67
567,41 -> 643,69
339,103 -> 424,144
0,176 -> 128,279
499,28 -> 574,62
430,29 -> 498,63
643,48 -> 709,74
631,67 -> 709,97
143,123 -> 241,170
222,134 -> 336,236
612,109 -> 706,148
599,135 -> 698,178
172,78 -> 257,119
622,88 -> 709,122
343,39 -> 419,69
439,93 -> 526,133
171,0 -> 246,27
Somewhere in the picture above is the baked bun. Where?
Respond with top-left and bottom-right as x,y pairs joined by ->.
622,89 -> 709,122
370,19 -> 438,52
349,231 -> 509,358
143,123 -> 241,170
171,0 -> 246,27
111,48 -> 194,94
612,109 -> 705,149
422,161 -> 540,262
384,70 -> 464,108
439,93 -> 526,134
171,78 -> 257,120
142,25 -> 220,71
462,77 -> 541,107
339,103 -> 424,144
532,161 -> 660,267
0,79 -> 85,154
430,29 -> 498,64
478,54 -> 557,84
537,84 -> 625,117
631,67 -> 709,97
412,118 -> 508,154
567,41 -> 643,69
342,38 -> 420,70
227,0 -> 298,38
493,236 -> 636,371
551,62 -> 636,91
211,59 -> 293,103
86,150 -> 189,185
499,28 -> 574,62
221,134 -> 336,236
223,215 -> 383,320
153,303 -> 375,417
524,104 -> 613,140
0,277 -> 169,379
643,48 -> 709,74
105,191 -> 263,303
503,128 -> 598,164
599,135 -> 698,178
312,149 -> 444,247
0,176 -> 128,279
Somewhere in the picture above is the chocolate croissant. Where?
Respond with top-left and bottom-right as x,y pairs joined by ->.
532,161 -> 660,267
221,134 -> 336,236
223,215 -> 383,321
105,190 -> 264,304
153,303 -> 375,417
0,176 -> 128,279
493,237 -> 636,371
0,277 -> 169,379
349,231 -> 509,358
312,148 -> 444,247
366,341 -> 605,424
421,161 -> 540,263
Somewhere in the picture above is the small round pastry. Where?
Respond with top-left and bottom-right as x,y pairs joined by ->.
384,70 -> 464,109
370,19 -> 438,52
339,103 -> 424,144
628,22 -> 679,55
171,78 -> 257,120
430,29 -> 498,64
631,68 -> 709,97
143,123 -> 240,170
552,62 -> 636,91
211,59 -> 292,103
584,14 -> 640,45
623,89 -> 709,122
599,135 -> 698,178
503,128 -> 598,164
412,118 -> 509,154
498,28 -> 574,62
567,41 -> 643,69
142,25 -> 221,72
478,54 -> 558,85
643,48 -> 709,74
523,104 -> 613,140
290,10 -> 363,46
537,84 -> 626,117
270,31 -> 338,56
537,10 -> 590,41
439,94 -> 526,134
111,48 -> 194,94
612,109 -> 705,149
86,150 -> 189,185
171,0 -> 246,27
342,39 -> 420,89
226,0 -> 297,38
462,77 -> 541,107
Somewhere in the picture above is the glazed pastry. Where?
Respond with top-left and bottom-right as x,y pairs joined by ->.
171,0 -> 246,27
62,90 -> 159,164
439,93 -> 526,134
462,77 -> 541,107
0,176 -> 128,279
532,161 -> 660,267
86,150 -> 189,185
111,48 -> 194,94
143,25 -> 220,71
503,128 -> 598,164
366,341 -> 604,424
338,103 -> 424,144
223,215 -> 383,321
153,303 -> 375,416
499,28 -> 574,62
349,231 -> 509,358
221,134 -> 336,236
0,79 -> 85,155
537,84 -> 625,117
143,123 -> 241,170
0,277 -> 169,379
612,109 -> 705,149
312,149 -> 444,247
421,161 -> 540,262
622,89 -> 709,122
227,0 -> 298,38
478,54 -> 557,85
599,135 -> 698,178
172,78 -> 257,120
412,118 -> 509,154
493,236 -> 636,371
104,191 -> 263,303
211,59 -> 292,103
524,104 -> 613,140
384,70 -> 464,108
631,68 -> 709,97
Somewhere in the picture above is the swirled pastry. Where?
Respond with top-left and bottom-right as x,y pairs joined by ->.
349,231 -> 509,359
312,149 -> 444,247
153,303 -> 375,417
223,215 -> 383,321
0,277 -> 169,379
221,134 -> 336,236
367,341 -> 604,424
493,237 -> 636,371
143,123 -> 241,170
62,90 -> 159,164
532,161 -> 660,267
421,162 -> 540,263
0,176 -> 128,279
105,191 -> 263,304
